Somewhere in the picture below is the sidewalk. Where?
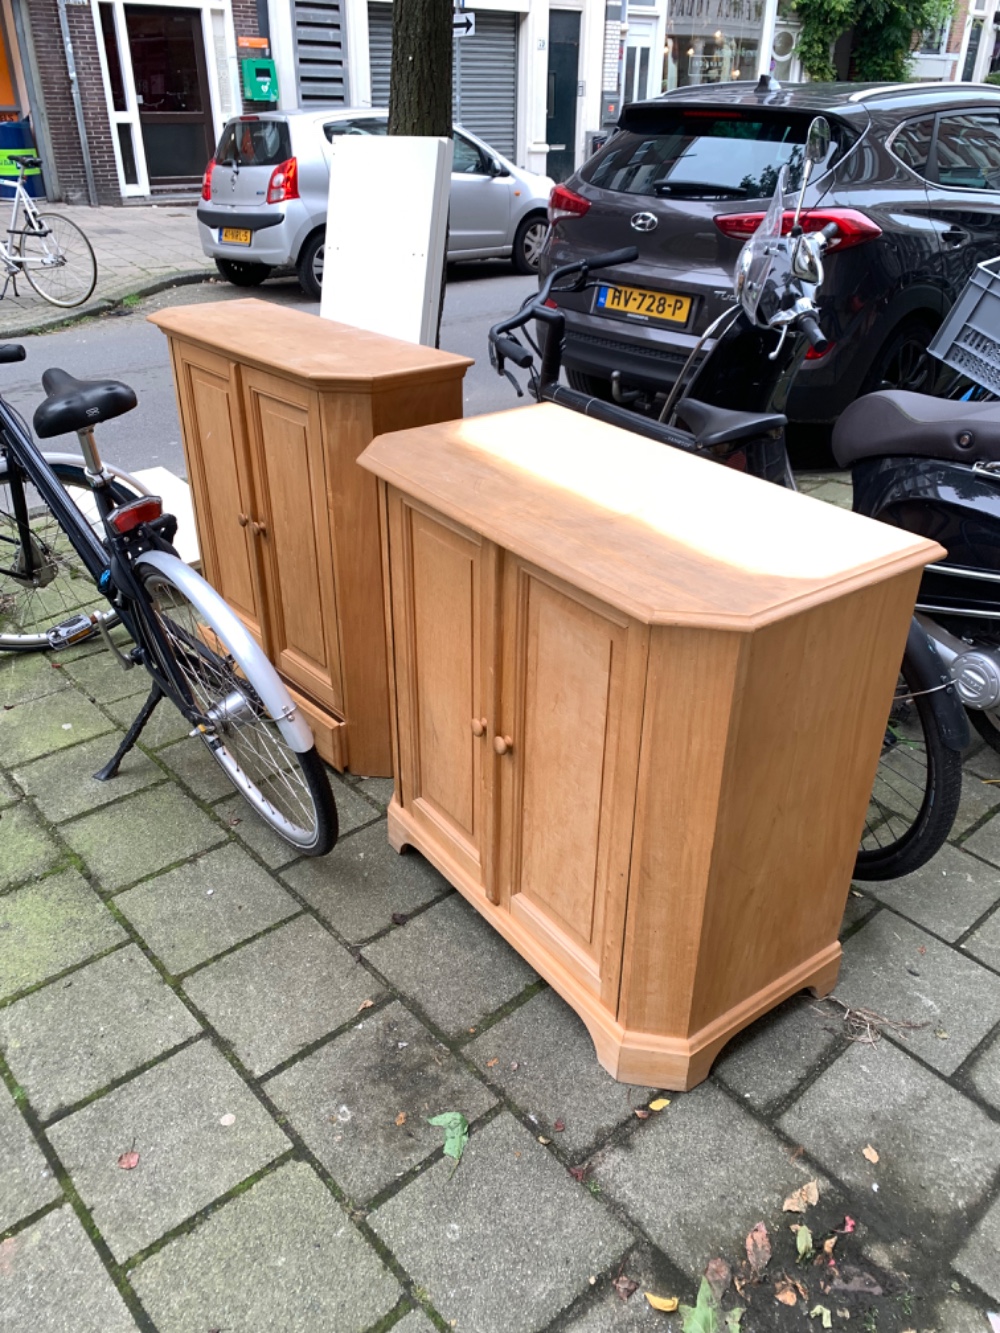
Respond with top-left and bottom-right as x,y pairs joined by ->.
0,203 -> 212,338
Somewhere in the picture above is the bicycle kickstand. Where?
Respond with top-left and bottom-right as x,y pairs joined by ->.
93,684 -> 164,781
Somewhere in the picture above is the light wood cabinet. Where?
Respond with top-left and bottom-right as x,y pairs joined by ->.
362,404 -> 944,1090
150,299 -> 471,777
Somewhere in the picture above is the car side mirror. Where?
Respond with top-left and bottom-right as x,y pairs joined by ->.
490,158 -> 511,178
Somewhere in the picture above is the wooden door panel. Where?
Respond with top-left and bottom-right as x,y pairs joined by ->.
171,346 -> 264,644
242,370 -> 343,712
389,493 -> 495,891
502,561 -> 645,1004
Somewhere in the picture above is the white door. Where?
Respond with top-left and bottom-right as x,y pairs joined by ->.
623,18 -> 655,106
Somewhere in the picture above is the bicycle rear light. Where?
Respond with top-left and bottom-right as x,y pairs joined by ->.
107,497 -> 163,535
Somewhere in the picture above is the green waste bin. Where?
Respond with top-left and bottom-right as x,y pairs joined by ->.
0,121 -> 43,199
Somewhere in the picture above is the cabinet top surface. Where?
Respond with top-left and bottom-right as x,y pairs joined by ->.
149,299 -> 472,388
360,404 -> 944,628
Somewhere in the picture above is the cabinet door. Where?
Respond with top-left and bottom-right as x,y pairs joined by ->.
498,559 -> 647,1007
241,367 -> 344,714
388,492 -> 497,894
169,342 -> 266,645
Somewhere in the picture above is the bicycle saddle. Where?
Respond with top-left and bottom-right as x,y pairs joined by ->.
833,390 -> 1000,467
33,367 -> 137,439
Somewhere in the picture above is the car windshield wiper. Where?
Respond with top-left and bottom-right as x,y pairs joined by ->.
653,181 -> 747,198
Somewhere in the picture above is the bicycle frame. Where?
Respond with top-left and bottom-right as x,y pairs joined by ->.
0,171 -> 59,285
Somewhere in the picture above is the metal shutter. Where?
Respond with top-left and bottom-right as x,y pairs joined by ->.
368,3 -> 392,108
293,1 -> 349,105
366,6 -> 517,158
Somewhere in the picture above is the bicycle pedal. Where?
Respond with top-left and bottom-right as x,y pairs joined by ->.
46,612 -> 100,649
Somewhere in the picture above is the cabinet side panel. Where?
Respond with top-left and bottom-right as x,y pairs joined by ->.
688,572 -> 921,1034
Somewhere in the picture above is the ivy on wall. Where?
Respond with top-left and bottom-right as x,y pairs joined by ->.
793,0 -> 956,82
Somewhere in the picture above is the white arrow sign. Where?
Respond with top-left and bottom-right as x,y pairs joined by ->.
453,12 -> 475,37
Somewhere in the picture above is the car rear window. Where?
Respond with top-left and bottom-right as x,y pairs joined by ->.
581,108 -> 845,201
215,119 -> 291,167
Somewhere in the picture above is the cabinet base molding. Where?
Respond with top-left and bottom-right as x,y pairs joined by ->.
387,797 -> 840,1090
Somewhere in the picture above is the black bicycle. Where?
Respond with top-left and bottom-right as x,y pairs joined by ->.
0,344 -> 337,856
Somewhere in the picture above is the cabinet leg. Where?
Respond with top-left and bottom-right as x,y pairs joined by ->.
386,797 -> 411,855
805,951 -> 841,1000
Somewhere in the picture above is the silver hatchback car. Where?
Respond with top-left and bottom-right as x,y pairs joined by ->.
198,109 -> 554,298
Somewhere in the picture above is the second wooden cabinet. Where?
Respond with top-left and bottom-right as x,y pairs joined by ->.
151,299 -> 471,777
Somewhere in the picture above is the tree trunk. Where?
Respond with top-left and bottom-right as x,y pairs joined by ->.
389,0 -> 453,344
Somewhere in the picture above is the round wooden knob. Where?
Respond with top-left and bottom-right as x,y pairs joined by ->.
471,718 -> 487,737
251,520 -> 268,538
237,513 -> 249,527
493,734 -> 513,755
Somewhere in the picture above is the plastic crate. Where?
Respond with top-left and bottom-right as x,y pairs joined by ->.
928,255 -> 1000,395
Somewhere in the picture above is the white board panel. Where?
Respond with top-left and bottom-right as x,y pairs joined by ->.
320,135 -> 453,346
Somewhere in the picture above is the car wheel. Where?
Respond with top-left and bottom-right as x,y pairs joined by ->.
512,215 -> 548,275
214,258 -> 272,287
297,232 -> 324,300
862,318 -> 937,395
566,369 -> 615,400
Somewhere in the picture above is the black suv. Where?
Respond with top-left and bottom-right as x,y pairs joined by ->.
543,81 -> 1000,426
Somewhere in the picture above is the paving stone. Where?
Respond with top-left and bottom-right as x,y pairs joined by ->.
841,888 -> 877,933
593,1081 -> 819,1275
0,946 -> 201,1119
837,911 -> 1000,1074
327,774 -> 384,836
371,1113 -> 630,1333
213,793 -> 302,868
0,869 -> 125,1000
356,776 -> 394,807
156,736 -> 240,802
714,995 -> 844,1112
105,694 -> 191,748
14,734 -> 162,823
48,1040 -> 289,1262
953,768 -> 1000,836
0,1084 -> 60,1230
62,786 -> 226,892
0,769 -> 17,807
130,1160 -> 400,1331
0,1206 -> 137,1332
966,742 -> 1000,782
779,1040 -> 1000,1235
0,690 -> 114,766
0,652 -> 73,707
467,988 -> 652,1156
183,915 -> 379,1076
968,1030 -> 1000,1111
363,893 -> 537,1037
0,802 -> 63,887
391,1310 -> 439,1333
964,807 -> 1000,867
964,905 -> 1000,973
560,1243 -> 690,1331
929,1295 -> 994,1333
283,822 -> 450,943
63,651 -> 148,704
864,843 -> 1000,942
116,843 -> 299,975
954,1193 -> 1000,1301
266,1001 -> 495,1203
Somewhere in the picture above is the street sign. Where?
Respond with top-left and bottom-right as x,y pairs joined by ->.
453,12 -> 475,37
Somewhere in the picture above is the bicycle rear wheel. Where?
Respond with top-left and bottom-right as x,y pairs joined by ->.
0,462 -> 137,650
19,214 -> 97,308
138,556 -> 337,856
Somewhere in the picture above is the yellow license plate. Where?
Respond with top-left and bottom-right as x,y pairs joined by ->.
221,227 -> 252,245
596,284 -> 691,324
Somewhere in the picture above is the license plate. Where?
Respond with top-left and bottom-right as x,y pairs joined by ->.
220,227 -> 252,245
595,284 -> 691,325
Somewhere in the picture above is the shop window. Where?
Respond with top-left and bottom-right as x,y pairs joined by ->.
100,5 -> 128,114
117,123 -> 138,185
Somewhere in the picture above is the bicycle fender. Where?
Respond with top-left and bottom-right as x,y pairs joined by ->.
35,452 -> 151,496
134,551 -> 314,754
904,616 -> 970,752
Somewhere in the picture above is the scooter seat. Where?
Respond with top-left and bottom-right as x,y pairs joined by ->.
674,398 -> 787,448
833,390 -> 1000,468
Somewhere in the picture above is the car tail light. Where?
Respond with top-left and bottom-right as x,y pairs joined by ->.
548,184 -> 590,224
107,497 -> 163,536
713,208 -> 882,249
201,159 -> 214,201
267,158 -> 299,204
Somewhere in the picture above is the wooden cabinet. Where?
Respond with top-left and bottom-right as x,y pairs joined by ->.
150,299 -> 471,777
362,403 -> 944,1090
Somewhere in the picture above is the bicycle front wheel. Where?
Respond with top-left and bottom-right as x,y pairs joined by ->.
0,462 -> 137,650
137,556 -> 337,856
19,214 -> 97,307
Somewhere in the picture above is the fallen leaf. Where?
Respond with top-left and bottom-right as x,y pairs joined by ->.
746,1221 -> 772,1277
836,1216 -> 856,1234
117,1150 -> 139,1170
553,1119 -> 566,1132
427,1111 -> 469,1167
704,1258 -> 731,1302
830,1268 -> 882,1297
795,1225 -> 814,1262
822,1235 -> 837,1257
774,1278 -> 799,1307
568,1166 -> 587,1183
862,1144 -> 879,1164
679,1277 -> 718,1331
486,1058 -> 499,1068
935,1028 -> 949,1040
612,1274 -> 638,1302
634,1108 -> 651,1120
218,1113 -> 235,1127
809,1306 -> 833,1329
357,999 -> 375,1012
394,1111 -> 407,1127
783,1179 -> 819,1213
724,1311 -> 744,1332
649,1097 -> 670,1111
391,912 -> 408,925
644,1293 -> 679,1313
537,1135 -> 551,1145
917,945 -> 927,955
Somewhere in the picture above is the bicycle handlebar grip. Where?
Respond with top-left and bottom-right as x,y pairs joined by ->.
586,247 -> 639,271
799,312 -> 829,354
0,344 -> 26,364
493,336 -> 534,369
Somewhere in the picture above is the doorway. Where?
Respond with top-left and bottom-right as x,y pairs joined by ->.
623,18 -> 654,106
124,5 -> 215,188
546,10 -> 580,184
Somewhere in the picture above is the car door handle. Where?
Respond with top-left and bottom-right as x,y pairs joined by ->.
942,226 -> 970,248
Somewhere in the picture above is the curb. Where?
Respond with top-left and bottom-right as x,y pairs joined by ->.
0,268 -> 215,339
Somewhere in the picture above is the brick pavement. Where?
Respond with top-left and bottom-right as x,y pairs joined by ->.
1,484 -> 1000,1331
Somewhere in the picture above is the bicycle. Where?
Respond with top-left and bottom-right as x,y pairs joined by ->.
0,345 -> 337,856
0,157 -> 97,308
